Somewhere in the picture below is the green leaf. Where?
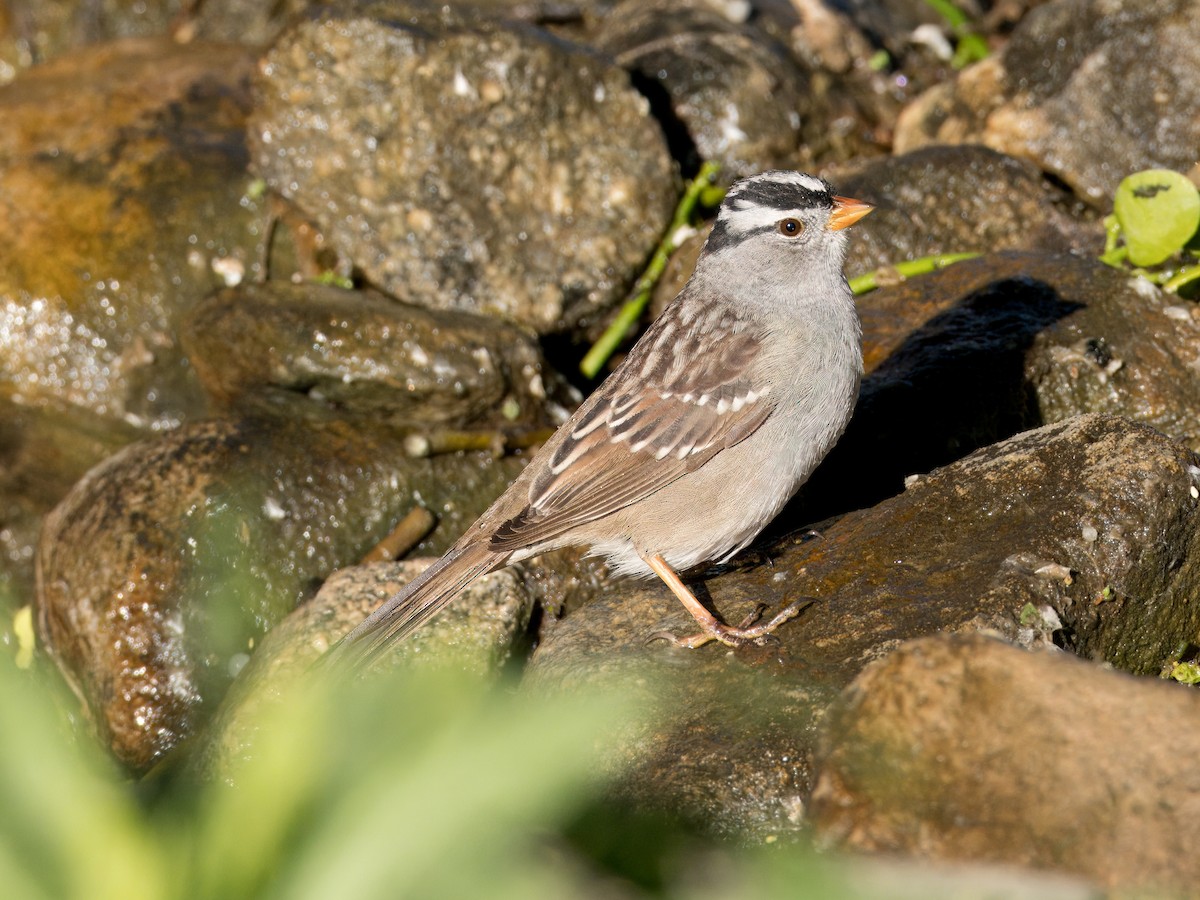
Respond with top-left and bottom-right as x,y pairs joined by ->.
1169,661 -> 1200,685
1113,169 -> 1200,267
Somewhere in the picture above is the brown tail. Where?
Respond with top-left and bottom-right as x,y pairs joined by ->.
323,541 -> 501,672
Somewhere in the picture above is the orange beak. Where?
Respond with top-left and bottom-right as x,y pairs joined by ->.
828,195 -> 874,231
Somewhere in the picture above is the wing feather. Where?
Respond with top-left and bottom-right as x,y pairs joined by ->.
490,292 -> 776,552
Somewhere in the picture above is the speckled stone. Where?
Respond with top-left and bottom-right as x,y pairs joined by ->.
182,281 -> 572,431
895,0 -> 1200,205
35,415 -> 530,771
249,0 -> 678,333
0,38 -> 266,426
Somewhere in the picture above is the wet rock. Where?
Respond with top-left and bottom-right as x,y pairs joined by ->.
894,0 -> 1200,205
811,633 -> 1200,895
200,560 -> 533,779
808,251 -> 1200,517
0,401 -> 140,636
249,0 -> 678,334
829,0 -> 953,63
35,415 -> 529,771
0,0 -> 181,82
183,0 -> 312,46
0,37 -> 267,427
525,415 -> 1200,835
181,282 -> 571,430
0,0 -> 322,73
591,0 -> 808,179
834,146 -> 1097,277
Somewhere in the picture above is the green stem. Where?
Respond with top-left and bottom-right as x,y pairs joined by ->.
580,161 -> 724,378
921,0 -> 969,27
1163,264 -> 1200,294
922,0 -> 989,66
848,252 -> 980,296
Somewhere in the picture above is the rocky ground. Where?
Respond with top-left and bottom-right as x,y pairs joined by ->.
5,0 -> 1200,895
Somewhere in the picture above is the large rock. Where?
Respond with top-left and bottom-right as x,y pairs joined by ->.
809,251 -> 1200,518
524,415 -> 1200,835
894,0 -> 1200,205
181,281 -> 571,431
0,38 -> 266,426
591,0 -> 809,179
35,416 -> 530,771
834,146 -> 1096,278
811,633 -> 1200,895
249,0 -> 678,333
0,401 -> 139,628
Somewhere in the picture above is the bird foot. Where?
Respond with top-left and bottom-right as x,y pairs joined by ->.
648,598 -> 811,649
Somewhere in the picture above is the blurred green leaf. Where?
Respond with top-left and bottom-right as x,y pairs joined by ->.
265,669 -> 637,900
1113,169 -> 1200,267
0,659 -> 169,900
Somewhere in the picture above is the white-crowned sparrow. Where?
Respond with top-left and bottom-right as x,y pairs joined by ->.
333,170 -> 871,666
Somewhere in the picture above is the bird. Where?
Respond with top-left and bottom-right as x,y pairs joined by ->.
330,170 -> 871,669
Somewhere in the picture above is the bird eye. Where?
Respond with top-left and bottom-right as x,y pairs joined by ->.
778,218 -> 803,237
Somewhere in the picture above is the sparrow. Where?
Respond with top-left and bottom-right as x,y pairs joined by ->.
331,170 -> 871,667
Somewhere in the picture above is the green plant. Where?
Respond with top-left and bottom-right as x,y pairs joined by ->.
1,652 -> 884,900
847,253 -> 979,295
921,0 -> 990,68
580,162 -> 724,378
1100,169 -> 1200,294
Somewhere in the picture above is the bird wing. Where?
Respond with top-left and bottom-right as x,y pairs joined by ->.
490,296 -> 776,551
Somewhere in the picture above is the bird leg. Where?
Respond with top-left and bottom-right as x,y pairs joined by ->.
641,552 -> 807,649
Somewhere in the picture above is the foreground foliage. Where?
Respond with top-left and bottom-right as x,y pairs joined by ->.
0,655 -> 865,900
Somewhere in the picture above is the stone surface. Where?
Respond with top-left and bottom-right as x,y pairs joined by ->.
592,0 -> 808,180
894,0 -> 1200,205
35,415 -> 530,771
0,401 -> 140,632
0,0 -> 182,83
0,37 -> 267,427
185,0 -> 311,46
181,281 -> 572,431
811,633 -> 1200,895
525,415 -> 1200,835
249,0 -> 678,333
806,251 -> 1200,519
834,146 -> 1096,278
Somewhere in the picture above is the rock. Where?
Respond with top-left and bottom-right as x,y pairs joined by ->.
249,0 -> 678,333
810,633 -> 1200,895
0,402 -> 140,624
808,251 -> 1200,517
833,146 -> 1096,278
199,560 -> 533,779
35,415 -> 529,771
826,0 -> 953,63
591,0 -> 809,179
183,0 -> 311,46
181,282 -> 572,431
525,414 -> 1200,835
894,0 -> 1200,205
0,1 -> 179,82
0,0 -> 319,77
0,37 -> 267,427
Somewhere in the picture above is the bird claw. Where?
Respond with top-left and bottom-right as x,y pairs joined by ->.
647,628 -> 721,649
648,598 -> 814,650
